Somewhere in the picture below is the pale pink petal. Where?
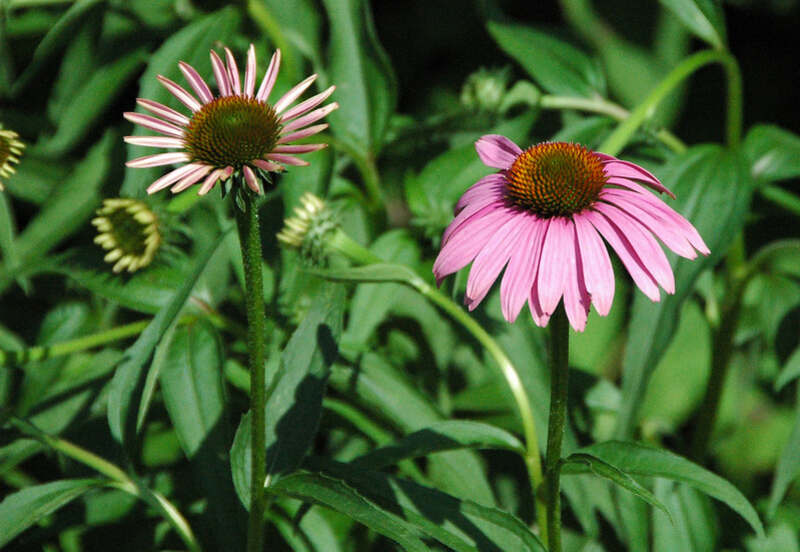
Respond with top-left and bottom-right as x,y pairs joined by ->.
584,210 -> 661,302
280,103 -> 339,133
465,216 -> 527,310
179,61 -> 214,104
244,44 -> 257,97
124,136 -> 185,148
210,50 -> 231,96
224,47 -> 241,95
147,163 -> 206,194
171,165 -> 212,193
157,76 -> 202,112
562,223 -> 591,331
124,112 -> 184,138
243,165 -> 260,193
455,173 -> 507,213
256,49 -> 281,102
536,217 -> 571,316
573,214 -> 615,316
601,158 -> 674,198
126,152 -> 190,168
252,159 -> 285,172
273,74 -> 318,114
280,86 -> 336,121
198,169 -> 225,196
433,206 -> 517,284
475,134 -> 522,170
500,217 -> 547,322
136,99 -> 190,126
277,124 -> 328,144
265,153 -> 309,166
273,144 -> 327,154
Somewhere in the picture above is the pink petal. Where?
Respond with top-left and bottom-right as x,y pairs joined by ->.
178,61 -> 214,104
475,134 -> 522,170
124,136 -> 185,148
126,152 -> 190,168
273,144 -> 327,154
157,75 -> 201,112
224,47 -> 241,95
256,49 -> 281,102
147,163 -> 206,194
455,173 -> 507,213
252,159 -> 285,172
210,50 -> 231,96
171,165 -> 212,193
528,283 -> 552,328
243,165 -> 260,193
536,217 -> 571,316
562,223 -> 591,331
198,168 -> 230,196
280,86 -> 336,121
500,217 -> 548,322
244,44 -> 257,97
584,210 -> 661,302
273,74 -> 318,114
136,99 -> 189,126
601,158 -> 674,198
442,198 -> 506,247
124,112 -> 184,138
573,214 -> 615,316
465,216 -> 527,310
277,124 -> 328,144
265,153 -> 309,166
280,103 -> 339,133
433,205 -> 517,284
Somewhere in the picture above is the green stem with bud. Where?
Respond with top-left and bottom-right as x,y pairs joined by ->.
234,193 -> 268,552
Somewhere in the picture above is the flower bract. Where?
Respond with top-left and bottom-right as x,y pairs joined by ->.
124,44 -> 337,196
0,124 -> 25,192
433,134 -> 710,331
92,198 -> 161,273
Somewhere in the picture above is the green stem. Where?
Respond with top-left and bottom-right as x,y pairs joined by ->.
327,230 -> 547,535
543,308 -> 569,551
760,184 -> 800,217
235,194 -> 268,552
598,49 -> 742,156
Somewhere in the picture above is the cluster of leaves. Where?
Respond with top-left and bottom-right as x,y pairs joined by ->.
1,0 -> 799,550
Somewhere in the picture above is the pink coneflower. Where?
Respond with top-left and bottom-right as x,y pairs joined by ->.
124,44 -> 337,196
433,135 -> 709,331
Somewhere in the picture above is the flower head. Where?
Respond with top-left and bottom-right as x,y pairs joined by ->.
277,192 -> 338,263
0,124 -> 25,192
433,135 -> 710,331
124,44 -> 337,196
92,198 -> 161,273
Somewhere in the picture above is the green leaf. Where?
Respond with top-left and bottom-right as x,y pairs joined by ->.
616,146 -> 754,439
0,194 -> 28,292
321,0 -> 397,155
658,0 -> 727,50
38,49 -> 146,156
120,7 -> 240,197
487,21 -> 605,98
352,420 -> 525,469
251,0 -> 323,76
560,453 -> 672,520
768,396 -> 800,517
652,481 -> 718,552
106,229 -> 228,448
0,155 -> 68,204
268,471 -> 428,552
743,125 -> 800,183
231,283 -> 345,507
10,0 -> 105,95
776,346 -> 800,392
0,478 -> 101,547
575,441 -> 764,536
307,459 -> 546,552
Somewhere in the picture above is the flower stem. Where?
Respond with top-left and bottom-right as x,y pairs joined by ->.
234,194 -> 268,552
327,229 -> 547,535
598,49 -> 742,156
543,307 -> 569,552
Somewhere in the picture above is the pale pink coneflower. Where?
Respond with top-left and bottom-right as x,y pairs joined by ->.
124,44 -> 337,196
433,136 -> 710,332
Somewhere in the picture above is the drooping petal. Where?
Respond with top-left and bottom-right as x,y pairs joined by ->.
124,136 -> 184,148
280,103 -> 339,134
156,76 -> 202,112
197,169 -> 223,196
243,165 -> 260,193
562,222 -> 591,331
170,165 -> 212,193
256,49 -> 281,102
136,99 -> 190,126
126,152 -> 190,168
178,61 -> 214,104
277,124 -> 328,144
500,216 -> 547,322
465,215 -> 527,309
573,214 -> 615,316
265,153 -> 309,166
475,134 -> 522,169
124,112 -> 184,138
280,86 -> 336,122
536,217 -> 571,316
274,74 -> 318,114
442,197 -> 506,247
244,44 -> 257,97
224,47 -> 242,95
252,159 -> 285,172
601,157 -> 674,198
147,163 -> 207,194
455,173 -> 507,213
210,50 -> 231,96
273,144 -> 327,154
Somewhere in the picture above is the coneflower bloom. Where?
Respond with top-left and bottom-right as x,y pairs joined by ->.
124,44 -> 337,196
433,135 -> 709,331
0,124 -> 25,192
93,198 -> 160,273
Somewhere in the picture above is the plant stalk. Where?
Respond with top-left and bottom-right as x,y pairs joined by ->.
235,194 -> 268,552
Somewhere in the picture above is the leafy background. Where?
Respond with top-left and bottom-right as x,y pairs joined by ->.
1,0 -> 799,550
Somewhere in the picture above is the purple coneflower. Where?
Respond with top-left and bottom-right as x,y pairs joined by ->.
433,135 -> 709,331
124,44 -> 337,196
